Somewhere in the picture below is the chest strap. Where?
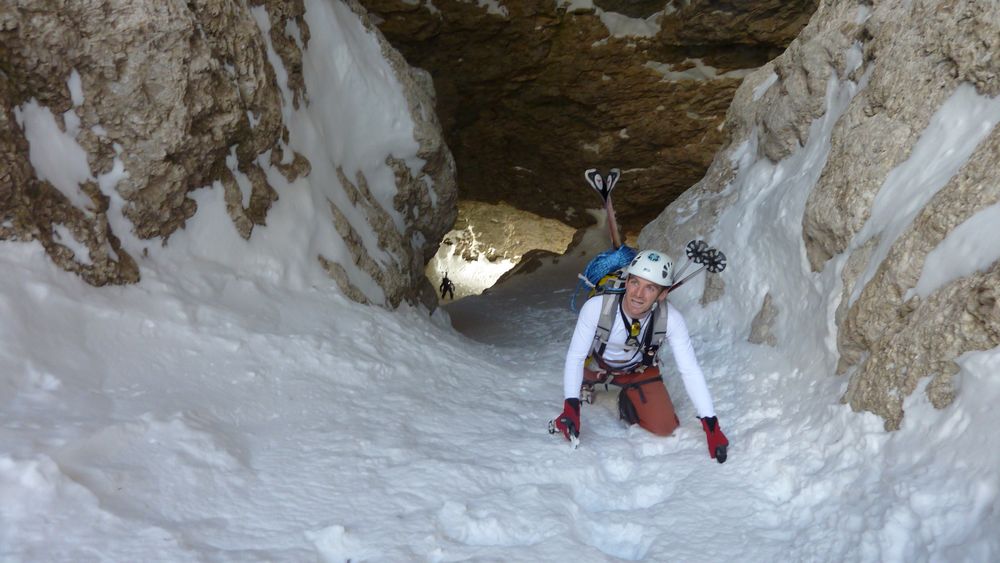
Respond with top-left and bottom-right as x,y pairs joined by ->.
590,294 -> 669,371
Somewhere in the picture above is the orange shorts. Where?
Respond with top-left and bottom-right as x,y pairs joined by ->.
584,367 -> 680,436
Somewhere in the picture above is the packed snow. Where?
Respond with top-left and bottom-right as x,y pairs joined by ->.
3,208 -> 998,561
3,0 -> 999,561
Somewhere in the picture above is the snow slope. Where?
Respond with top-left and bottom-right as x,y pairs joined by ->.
3,0 -> 998,559
2,208 -> 998,560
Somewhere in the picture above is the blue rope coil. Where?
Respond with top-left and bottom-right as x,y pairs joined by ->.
570,245 -> 637,311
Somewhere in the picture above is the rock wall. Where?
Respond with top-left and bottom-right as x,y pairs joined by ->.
318,3 -> 458,308
640,0 -> 1000,429
359,0 -> 816,232
438,200 -> 575,265
1,0 -> 455,308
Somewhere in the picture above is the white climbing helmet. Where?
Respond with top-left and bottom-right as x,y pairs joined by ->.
626,249 -> 673,287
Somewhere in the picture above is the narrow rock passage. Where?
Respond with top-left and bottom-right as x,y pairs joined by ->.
441,231 -> 793,561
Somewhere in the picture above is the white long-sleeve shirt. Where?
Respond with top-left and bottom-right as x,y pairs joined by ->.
563,295 -> 716,418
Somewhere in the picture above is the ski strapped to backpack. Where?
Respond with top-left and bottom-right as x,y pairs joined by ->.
584,167 -> 622,249
570,167 -> 635,311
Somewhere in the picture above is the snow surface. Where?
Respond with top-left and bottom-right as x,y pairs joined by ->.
910,199 -> 1000,299
13,99 -> 96,211
849,83 -> 1000,306
558,0 -> 662,39
3,0 -> 1000,560
752,72 -> 779,101
645,60 -> 755,82
3,210 -> 998,560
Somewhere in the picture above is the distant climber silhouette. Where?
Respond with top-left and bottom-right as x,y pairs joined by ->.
439,273 -> 455,300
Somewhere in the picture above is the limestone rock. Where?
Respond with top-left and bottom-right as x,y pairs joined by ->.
446,200 -> 574,264
320,2 -> 457,309
659,0 -> 818,48
812,1 -> 1000,429
639,0 -> 1000,430
2,0 -> 301,281
838,121 -> 1000,429
359,0 -> 816,232
2,0 -> 456,309
748,292 -> 779,347
700,272 -> 725,306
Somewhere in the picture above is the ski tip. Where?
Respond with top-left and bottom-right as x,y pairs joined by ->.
605,168 -> 621,192
584,168 -> 608,198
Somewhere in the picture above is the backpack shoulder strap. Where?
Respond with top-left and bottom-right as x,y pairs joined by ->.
640,302 -> 669,367
592,292 -> 620,359
653,302 -> 668,343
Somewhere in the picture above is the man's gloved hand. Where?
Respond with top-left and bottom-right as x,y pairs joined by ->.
700,416 -> 729,463
554,398 -> 581,441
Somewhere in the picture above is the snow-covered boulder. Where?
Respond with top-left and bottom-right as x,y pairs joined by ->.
0,0 -> 455,308
640,0 -> 1000,429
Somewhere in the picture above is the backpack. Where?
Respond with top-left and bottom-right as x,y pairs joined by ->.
569,245 -> 637,311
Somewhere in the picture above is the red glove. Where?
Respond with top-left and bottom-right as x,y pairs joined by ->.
700,416 -> 729,463
554,399 -> 581,441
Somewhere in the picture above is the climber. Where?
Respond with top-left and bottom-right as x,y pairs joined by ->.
552,249 -> 730,462
439,273 -> 455,300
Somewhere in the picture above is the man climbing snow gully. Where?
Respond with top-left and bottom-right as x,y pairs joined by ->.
553,249 -> 730,463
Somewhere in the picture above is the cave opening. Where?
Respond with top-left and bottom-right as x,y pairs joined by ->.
360,0 -> 820,303
426,200 -> 578,302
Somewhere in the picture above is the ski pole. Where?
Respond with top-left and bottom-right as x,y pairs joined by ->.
668,264 -> 707,292
673,240 -> 710,281
668,246 -> 726,292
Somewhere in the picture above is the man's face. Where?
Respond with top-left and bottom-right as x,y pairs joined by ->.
622,275 -> 666,318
